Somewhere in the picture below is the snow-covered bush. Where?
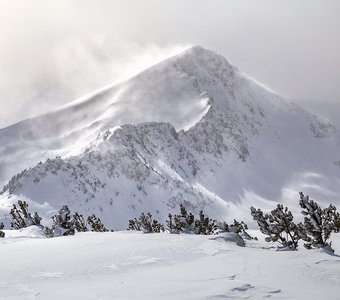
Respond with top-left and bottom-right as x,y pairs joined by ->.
217,219 -> 254,241
87,214 -> 109,232
228,219 -> 248,234
73,212 -> 88,232
228,219 -> 254,240
194,210 -> 219,235
45,207 -> 111,237
251,204 -> 301,250
299,192 -> 340,251
128,212 -> 164,233
166,204 -> 219,235
10,200 -> 42,229
48,205 -> 75,237
0,222 -> 5,238
166,204 -> 195,234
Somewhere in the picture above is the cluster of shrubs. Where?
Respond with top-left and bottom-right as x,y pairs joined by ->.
251,192 -> 340,252
128,204 -> 254,242
0,200 -> 110,238
1,192 -> 339,254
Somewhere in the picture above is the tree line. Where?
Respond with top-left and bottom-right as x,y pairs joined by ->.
1,192 -> 339,252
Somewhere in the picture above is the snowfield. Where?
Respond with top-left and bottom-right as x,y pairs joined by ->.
1,228 -> 340,299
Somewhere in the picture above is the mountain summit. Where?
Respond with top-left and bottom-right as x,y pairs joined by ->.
0,46 -> 339,228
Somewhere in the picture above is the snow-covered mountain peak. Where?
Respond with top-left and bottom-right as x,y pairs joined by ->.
0,46 -> 339,229
169,45 -> 231,69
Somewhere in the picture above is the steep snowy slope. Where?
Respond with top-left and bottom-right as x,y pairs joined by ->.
0,46 -> 339,228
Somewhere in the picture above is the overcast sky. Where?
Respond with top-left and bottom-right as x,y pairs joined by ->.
0,0 -> 339,128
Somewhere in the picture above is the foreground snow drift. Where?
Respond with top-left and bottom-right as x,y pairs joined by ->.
1,228 -> 340,299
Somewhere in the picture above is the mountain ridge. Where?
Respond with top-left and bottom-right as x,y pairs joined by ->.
0,46 -> 339,228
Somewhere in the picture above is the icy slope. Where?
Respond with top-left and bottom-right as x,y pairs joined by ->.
1,46 -> 340,228
1,229 -> 340,299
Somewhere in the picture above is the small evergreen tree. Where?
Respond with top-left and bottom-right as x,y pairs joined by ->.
166,204 -> 219,235
10,200 -> 42,229
218,221 -> 229,232
166,204 -> 195,233
51,205 -> 75,236
194,210 -> 219,235
87,214 -> 109,232
128,212 -> 164,233
0,222 -> 5,238
229,219 -> 254,240
73,212 -> 88,232
217,219 -> 254,240
299,192 -> 339,251
229,219 -> 248,234
128,218 -> 141,231
251,204 -> 301,250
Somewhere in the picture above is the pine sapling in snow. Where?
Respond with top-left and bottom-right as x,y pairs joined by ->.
87,214 -> 109,232
250,204 -> 301,250
128,212 -> 164,233
128,218 -> 141,231
217,219 -> 254,241
167,204 -> 219,235
194,210 -> 219,235
49,205 -> 75,237
166,204 -> 195,233
10,200 -> 42,229
228,219 -> 254,240
73,212 -> 88,232
299,192 -> 339,251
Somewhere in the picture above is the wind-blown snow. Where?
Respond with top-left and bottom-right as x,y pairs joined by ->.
0,46 -> 339,229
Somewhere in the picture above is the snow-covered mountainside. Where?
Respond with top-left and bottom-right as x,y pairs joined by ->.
0,46 -> 339,228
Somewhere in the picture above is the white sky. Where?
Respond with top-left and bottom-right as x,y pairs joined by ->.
0,0 -> 339,127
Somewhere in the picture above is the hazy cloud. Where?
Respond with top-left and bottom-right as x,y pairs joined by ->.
0,0 -> 339,127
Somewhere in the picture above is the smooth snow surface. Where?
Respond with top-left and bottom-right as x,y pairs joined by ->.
1,229 -> 340,299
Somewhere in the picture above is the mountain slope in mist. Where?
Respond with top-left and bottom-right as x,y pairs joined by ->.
0,46 -> 339,228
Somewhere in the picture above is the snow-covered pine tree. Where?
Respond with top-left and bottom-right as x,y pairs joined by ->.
229,219 -> 253,240
250,204 -> 301,250
73,212 -> 88,232
50,205 -> 75,237
87,214 -> 109,232
166,205 -> 219,235
128,212 -> 164,233
0,222 -> 5,238
10,200 -> 42,229
167,204 -> 195,233
218,221 -> 229,232
194,210 -> 219,235
299,192 -> 339,251
229,219 -> 248,234
128,218 -> 141,231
